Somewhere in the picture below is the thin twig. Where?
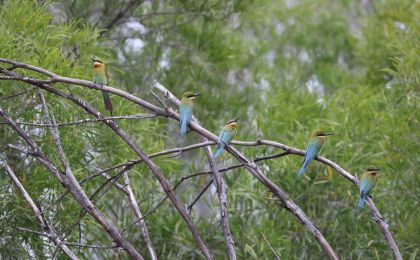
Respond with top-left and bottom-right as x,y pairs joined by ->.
2,65 -> 334,259
0,59 -> 402,260
0,99 -> 143,259
35,84 -> 212,260
261,232 -> 281,260
2,161 -> 79,259
150,90 -> 167,108
62,242 -> 120,250
0,113 -> 157,127
0,87 -> 36,101
188,152 -> 290,210
123,173 -> 158,260
154,83 -> 339,260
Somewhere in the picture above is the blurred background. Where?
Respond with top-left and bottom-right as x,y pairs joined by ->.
0,0 -> 418,258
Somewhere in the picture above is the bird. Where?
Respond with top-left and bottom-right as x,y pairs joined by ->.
357,167 -> 380,209
91,58 -> 113,115
297,129 -> 333,176
213,118 -> 238,159
179,92 -> 201,135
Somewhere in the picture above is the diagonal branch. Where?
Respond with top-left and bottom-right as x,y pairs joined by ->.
2,113 -> 157,127
122,172 -> 157,260
0,105 -> 144,260
35,85 -> 212,259
201,139 -> 237,260
154,83 -> 339,260
1,161 -> 79,260
0,59 -> 402,260
1,63 -> 335,259
39,92 -> 156,260
156,85 -> 238,259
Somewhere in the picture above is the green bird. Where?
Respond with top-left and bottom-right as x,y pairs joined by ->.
357,167 -> 380,209
213,118 -> 238,159
298,129 -> 333,176
91,58 -> 113,115
179,92 -> 201,135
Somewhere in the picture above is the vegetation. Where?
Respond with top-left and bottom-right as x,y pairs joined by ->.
0,0 -> 418,258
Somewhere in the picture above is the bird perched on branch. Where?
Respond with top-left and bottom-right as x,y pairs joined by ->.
298,129 -> 333,176
357,167 -> 380,209
213,118 -> 238,159
179,92 -> 201,135
91,58 -> 113,115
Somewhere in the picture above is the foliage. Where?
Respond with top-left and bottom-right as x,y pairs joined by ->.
0,0 -> 418,259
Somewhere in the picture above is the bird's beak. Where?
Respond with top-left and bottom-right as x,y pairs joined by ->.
193,93 -> 202,97
324,133 -> 334,136
90,57 -> 96,62
233,117 -> 239,122
374,168 -> 380,171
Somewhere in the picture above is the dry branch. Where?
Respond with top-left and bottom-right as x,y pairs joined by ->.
1,113 -> 157,127
123,173 -> 158,260
1,161 -> 79,260
0,106 -> 144,260
0,59 -> 402,260
1,62 -> 335,259
153,85 -> 238,259
154,83 -> 338,260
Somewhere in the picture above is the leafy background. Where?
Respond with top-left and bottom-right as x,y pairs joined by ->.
0,0 -> 418,259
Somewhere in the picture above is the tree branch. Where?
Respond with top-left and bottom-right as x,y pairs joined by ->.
0,86 -> 36,101
1,113 -> 157,127
1,161 -> 79,260
0,104 -> 144,260
1,63 -> 334,259
34,85 -> 212,259
0,59 -> 402,260
155,84 -> 238,258
154,83 -> 339,260
123,173 -> 157,260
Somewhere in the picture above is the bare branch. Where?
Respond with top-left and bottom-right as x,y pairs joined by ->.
3,113 -> 157,127
154,83 -> 339,260
365,193 -> 402,259
16,227 -> 120,250
2,161 -> 79,259
202,145 -> 237,259
261,232 -> 281,260
150,90 -> 167,108
0,87 -> 36,101
0,60 -> 402,260
35,84 -> 212,259
187,152 -> 290,210
63,242 -> 120,250
0,104 -> 144,260
156,84 -> 237,258
2,64 -> 335,258
123,173 -> 157,260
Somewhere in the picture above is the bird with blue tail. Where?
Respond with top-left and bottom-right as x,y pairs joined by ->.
91,58 -> 113,116
179,92 -> 201,135
357,167 -> 380,209
213,118 -> 238,159
297,129 -> 333,177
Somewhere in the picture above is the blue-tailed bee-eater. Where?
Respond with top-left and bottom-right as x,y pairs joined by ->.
91,58 -> 113,115
357,167 -> 380,209
213,118 -> 238,159
179,92 -> 201,135
298,129 -> 333,176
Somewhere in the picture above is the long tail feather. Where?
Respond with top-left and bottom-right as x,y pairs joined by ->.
297,161 -> 309,177
213,143 -> 225,159
357,194 -> 366,209
102,91 -> 113,116
180,118 -> 188,135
